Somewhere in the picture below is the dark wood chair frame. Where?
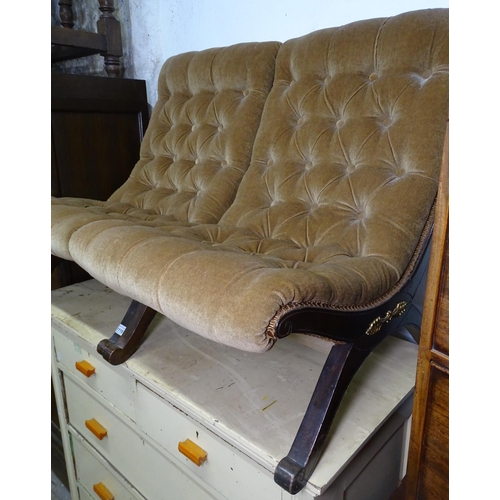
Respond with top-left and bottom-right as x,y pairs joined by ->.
81,199 -> 433,494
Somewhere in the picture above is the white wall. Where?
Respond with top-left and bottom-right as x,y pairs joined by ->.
127,0 -> 448,105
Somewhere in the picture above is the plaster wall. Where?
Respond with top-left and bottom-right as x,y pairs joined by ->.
128,0 -> 449,105
52,1 -> 448,105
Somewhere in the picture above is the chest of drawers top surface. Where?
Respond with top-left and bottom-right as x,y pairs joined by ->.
51,279 -> 418,495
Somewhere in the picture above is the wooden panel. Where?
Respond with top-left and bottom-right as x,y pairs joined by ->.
53,328 -> 138,420
51,73 -> 149,201
51,379 -> 70,490
433,236 -> 449,357
52,110 -> 143,200
51,131 -> 61,197
396,124 -> 449,500
71,436 -> 144,500
51,73 -> 149,289
136,381 -> 284,500
65,378 -> 218,500
418,363 -> 449,497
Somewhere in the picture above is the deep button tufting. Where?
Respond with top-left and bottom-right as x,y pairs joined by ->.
218,125 -> 223,132
308,202 -> 319,213
395,167 -> 406,177
382,117 -> 392,127
297,117 -> 305,126
221,161 -> 228,168
336,119 -> 345,128
243,89 -> 250,97
354,210 -> 365,222
346,164 -> 355,174
422,69 -> 432,79
195,158 -> 200,164
369,72 -> 378,81
305,161 -> 313,170
191,125 -> 196,131
267,159 -> 275,167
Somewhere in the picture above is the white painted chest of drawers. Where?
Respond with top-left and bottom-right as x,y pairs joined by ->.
51,280 -> 417,500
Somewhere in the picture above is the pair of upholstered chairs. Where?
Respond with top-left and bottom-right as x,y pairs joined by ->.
52,9 -> 448,493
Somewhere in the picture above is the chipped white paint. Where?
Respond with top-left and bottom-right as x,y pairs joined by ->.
52,279 -> 418,498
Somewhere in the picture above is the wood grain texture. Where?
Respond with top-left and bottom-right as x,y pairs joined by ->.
418,363 -> 449,496
398,124 -> 449,499
51,73 -> 149,290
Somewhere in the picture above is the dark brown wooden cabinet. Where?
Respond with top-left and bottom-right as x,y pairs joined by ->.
51,72 -> 149,289
393,127 -> 449,499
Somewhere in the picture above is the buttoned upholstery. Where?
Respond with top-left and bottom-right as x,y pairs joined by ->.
52,9 -> 448,353
52,41 -> 281,259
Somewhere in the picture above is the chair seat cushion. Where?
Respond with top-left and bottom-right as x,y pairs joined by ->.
66,217 -> 410,352
51,197 -> 196,260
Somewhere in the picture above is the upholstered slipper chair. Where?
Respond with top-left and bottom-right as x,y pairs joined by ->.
51,8 -> 448,494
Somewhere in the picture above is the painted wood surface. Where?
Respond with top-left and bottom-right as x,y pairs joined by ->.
52,279 -> 418,496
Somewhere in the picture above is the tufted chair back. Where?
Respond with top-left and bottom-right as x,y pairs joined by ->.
109,41 -> 281,223
221,9 -> 448,291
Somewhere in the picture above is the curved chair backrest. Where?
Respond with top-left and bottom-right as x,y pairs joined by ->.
221,9 -> 448,306
110,41 -> 281,224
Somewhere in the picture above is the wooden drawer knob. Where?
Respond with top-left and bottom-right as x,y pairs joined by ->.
93,482 -> 114,500
75,360 -> 95,377
85,418 -> 108,440
178,439 -> 207,466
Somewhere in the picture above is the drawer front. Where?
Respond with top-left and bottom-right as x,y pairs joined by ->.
53,328 -> 136,420
77,484 -> 94,500
136,382 -> 282,500
65,375 -> 218,500
72,435 -> 143,500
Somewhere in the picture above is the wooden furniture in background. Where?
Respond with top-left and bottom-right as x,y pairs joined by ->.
52,2 -> 140,489
52,0 -> 123,77
51,72 -> 149,289
395,127 -> 449,499
51,72 -> 149,490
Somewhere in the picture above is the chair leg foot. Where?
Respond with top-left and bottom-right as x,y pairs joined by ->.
97,300 -> 156,365
274,342 -> 370,494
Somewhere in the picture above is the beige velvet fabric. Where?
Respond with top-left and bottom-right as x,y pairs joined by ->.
52,41 -> 280,260
54,9 -> 449,353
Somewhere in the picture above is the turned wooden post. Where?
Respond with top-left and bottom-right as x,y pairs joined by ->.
97,0 -> 123,77
58,0 -> 74,29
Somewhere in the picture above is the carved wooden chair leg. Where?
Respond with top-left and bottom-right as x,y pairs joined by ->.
274,342 -> 371,494
97,300 -> 156,365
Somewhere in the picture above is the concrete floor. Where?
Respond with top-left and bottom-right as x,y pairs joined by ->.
52,471 -> 71,500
